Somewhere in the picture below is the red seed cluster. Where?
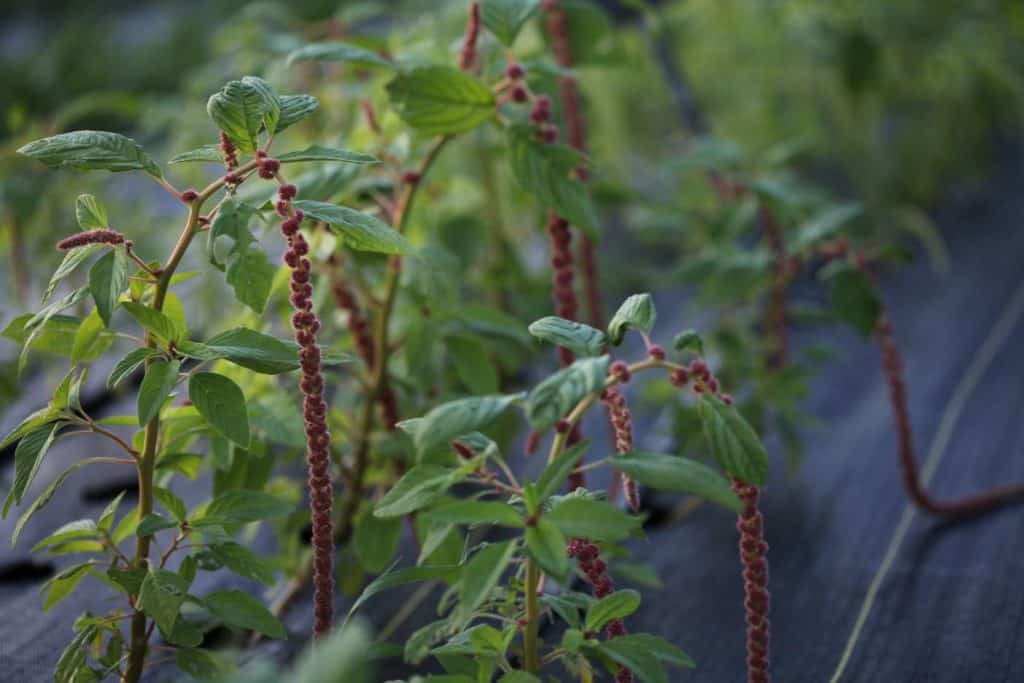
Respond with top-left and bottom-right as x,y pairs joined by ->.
732,480 -> 770,683
180,189 -> 198,203
57,229 -> 126,250
219,131 -> 238,170
602,387 -> 639,511
258,156 -> 281,180
458,1 -> 481,71
276,177 -> 335,638
567,539 -> 633,683
506,62 -> 525,80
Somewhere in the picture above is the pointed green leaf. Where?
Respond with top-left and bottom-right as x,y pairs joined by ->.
137,568 -> 190,634
188,372 -> 250,447
481,0 -> 540,46
137,359 -> 180,426
607,293 -> 656,345
120,301 -> 181,343
525,519 -> 568,578
459,539 -> 517,621
168,145 -> 223,164
610,451 -> 741,511
536,441 -> 589,502
354,513 -> 402,573
401,393 -> 524,454
277,94 -> 320,131
198,490 -> 293,525
278,144 -> 378,164
423,500 -> 524,528
3,422 -> 60,517
697,395 -> 768,485
292,200 -> 413,254
207,542 -> 277,585
44,244 -> 103,303
17,130 -> 163,178
107,347 -> 157,389
386,65 -> 496,135
70,307 -> 114,364
75,194 -> 108,229
547,498 -> 642,542
31,519 -> 99,552
87,246 -> 127,327
206,77 -> 280,152
204,589 -> 286,638
40,561 -> 95,610
585,589 -> 641,632
528,316 -> 607,357
526,356 -> 610,431
287,41 -> 393,67
374,465 -> 459,518
226,246 -> 275,313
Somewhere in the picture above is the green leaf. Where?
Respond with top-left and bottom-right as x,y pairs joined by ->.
826,265 -> 881,336
205,542 -> 277,585
588,634 -> 694,683
287,41 -> 393,67
548,498 -> 642,542
354,513 -> 402,573
3,422 -> 60,517
87,246 -> 127,327
157,452 -> 202,479
292,200 -> 413,254
39,561 -> 95,610
459,540 -> 517,621
526,356 -> 610,431
226,246 -> 275,313
208,197 -> 255,266
137,512 -> 177,536
98,490 -> 127,532
31,519 -> 100,553
44,244 -> 103,303
507,125 -> 598,237
536,441 -> 589,502
206,76 -> 280,152
0,407 -> 58,451
345,563 -> 459,624
672,329 -> 704,355
386,65 -> 496,135
278,144 -> 378,164
528,316 -> 607,357
697,395 -> 768,485
120,301 -> 181,343
423,500 -> 524,528
607,293 -> 656,345
499,673 -> 542,683
54,622 -> 99,683
204,589 -> 286,638
11,458 -> 109,546
175,648 -> 230,680
188,372 -> 250,447
447,334 -> 499,394
401,393 -> 524,454
71,307 -> 114,364
201,327 -> 301,374
585,589 -> 641,632
168,145 -> 223,164
198,490 -> 293,525
525,519 -> 569,578
137,359 -> 180,426
154,486 -> 188,521
17,130 -> 163,178
3,312 -> 80,360
791,202 -> 862,253
610,452 -> 740,511
107,347 -> 157,389
138,568 -> 190,634
277,94 -> 320,131
75,194 -> 108,229
291,621 -> 374,683
374,465 -> 458,518
480,0 -> 540,46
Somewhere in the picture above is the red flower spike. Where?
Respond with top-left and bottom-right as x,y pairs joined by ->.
57,229 -> 126,250
601,387 -> 639,511
219,131 -> 238,170
458,1 -> 481,71
275,179 -> 334,639
732,480 -> 771,683
567,538 -> 633,682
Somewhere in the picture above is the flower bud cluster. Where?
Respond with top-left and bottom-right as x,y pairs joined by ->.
219,131 -> 238,170
733,480 -> 770,683
601,386 -> 639,511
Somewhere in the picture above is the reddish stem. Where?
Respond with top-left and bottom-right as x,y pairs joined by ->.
458,1 -> 481,71
732,479 -> 771,683
875,313 -> 1024,517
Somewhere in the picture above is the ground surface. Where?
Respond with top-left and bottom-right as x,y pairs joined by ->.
1,148 -> 1022,682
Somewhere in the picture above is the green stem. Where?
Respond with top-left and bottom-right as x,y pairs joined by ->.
121,162 -> 249,682
524,559 -> 541,673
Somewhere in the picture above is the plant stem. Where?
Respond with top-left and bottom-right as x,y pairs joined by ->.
523,559 -> 541,673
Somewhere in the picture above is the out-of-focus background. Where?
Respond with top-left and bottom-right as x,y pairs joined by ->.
2,1 -> 1024,681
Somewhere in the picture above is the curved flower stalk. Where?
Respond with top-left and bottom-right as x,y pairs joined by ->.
268,164 -> 335,638
603,364 -> 639,511
732,480 -> 771,683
